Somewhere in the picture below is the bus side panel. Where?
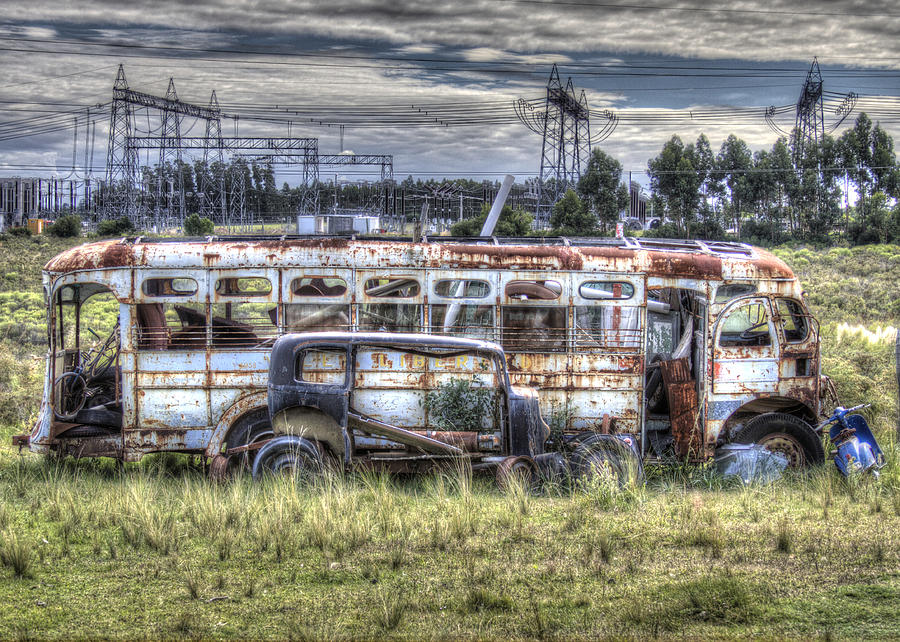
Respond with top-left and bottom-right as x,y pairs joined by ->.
134,351 -> 209,430
570,353 -> 643,433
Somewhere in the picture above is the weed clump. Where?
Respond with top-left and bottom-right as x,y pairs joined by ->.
0,528 -> 33,578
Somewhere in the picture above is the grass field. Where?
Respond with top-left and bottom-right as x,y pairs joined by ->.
0,234 -> 897,639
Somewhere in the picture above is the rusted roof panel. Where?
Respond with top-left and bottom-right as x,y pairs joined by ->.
43,236 -> 795,282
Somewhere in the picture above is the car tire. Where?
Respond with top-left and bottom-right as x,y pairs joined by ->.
251,435 -> 323,481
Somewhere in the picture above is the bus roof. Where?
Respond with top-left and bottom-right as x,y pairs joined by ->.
44,235 -> 795,282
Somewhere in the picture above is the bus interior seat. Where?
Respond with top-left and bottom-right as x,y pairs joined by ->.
211,315 -> 259,347
136,303 -> 170,350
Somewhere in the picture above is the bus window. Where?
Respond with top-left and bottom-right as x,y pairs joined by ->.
215,277 -> 272,296
285,277 -> 350,333
142,277 -> 198,297
434,279 -> 490,298
291,277 -> 348,297
574,306 -> 641,349
715,283 -> 756,302
431,279 -> 493,339
137,302 -> 206,350
501,306 -> 566,352
502,280 -> 564,351
210,277 -> 276,347
506,280 -> 561,300
359,277 -> 422,333
777,299 -> 810,343
431,304 -> 495,339
579,281 -> 634,300
718,302 -> 772,347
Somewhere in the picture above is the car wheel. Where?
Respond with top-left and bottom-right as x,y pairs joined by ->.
732,412 -> 824,468
251,435 -> 323,482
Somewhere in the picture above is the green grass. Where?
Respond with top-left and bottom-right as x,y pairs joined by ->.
0,448 -> 897,639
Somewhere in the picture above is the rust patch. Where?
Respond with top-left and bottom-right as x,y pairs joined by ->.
647,252 -> 722,279
441,244 -> 585,270
44,240 -> 140,273
752,249 -> 794,280
660,358 -> 707,458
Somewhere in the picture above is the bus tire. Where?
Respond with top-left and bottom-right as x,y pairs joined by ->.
251,435 -> 322,481
731,412 -> 824,468
225,408 -> 273,473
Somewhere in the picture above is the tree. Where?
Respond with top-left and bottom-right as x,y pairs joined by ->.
576,148 -> 629,234
549,189 -> 596,235
450,203 -> 533,236
647,135 -> 701,235
184,213 -> 214,236
716,135 -> 753,237
837,113 -> 899,236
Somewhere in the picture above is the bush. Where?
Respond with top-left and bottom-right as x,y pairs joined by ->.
96,217 -> 134,237
425,378 -> 494,432
48,214 -> 81,238
183,214 -> 214,236
7,227 -> 31,237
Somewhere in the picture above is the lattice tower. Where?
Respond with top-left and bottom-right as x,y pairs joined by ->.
104,65 -> 139,221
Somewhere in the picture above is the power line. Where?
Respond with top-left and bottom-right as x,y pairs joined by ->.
493,0 -> 900,18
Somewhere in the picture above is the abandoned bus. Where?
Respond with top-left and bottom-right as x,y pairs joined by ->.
15,235 -> 827,472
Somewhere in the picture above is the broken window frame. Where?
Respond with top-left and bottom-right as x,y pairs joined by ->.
572,275 -> 644,352
282,269 -> 353,334
428,273 -> 497,341
209,269 -> 278,349
499,274 -> 567,353
356,271 -> 424,333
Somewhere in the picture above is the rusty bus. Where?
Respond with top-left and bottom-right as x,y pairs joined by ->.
15,234 -> 828,474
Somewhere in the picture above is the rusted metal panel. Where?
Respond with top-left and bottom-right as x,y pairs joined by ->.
44,238 -> 796,285
660,358 -> 705,458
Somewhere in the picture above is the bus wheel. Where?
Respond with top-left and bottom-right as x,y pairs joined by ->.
571,440 -> 643,488
225,408 -> 273,474
732,412 -> 824,468
495,456 -> 537,492
251,435 -> 323,482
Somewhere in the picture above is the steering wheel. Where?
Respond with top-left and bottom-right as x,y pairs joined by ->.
84,321 -> 121,380
739,320 -> 769,341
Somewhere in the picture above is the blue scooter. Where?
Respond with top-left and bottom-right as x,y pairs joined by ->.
818,404 -> 886,477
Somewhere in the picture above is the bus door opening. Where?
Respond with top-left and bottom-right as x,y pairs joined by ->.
645,288 -> 705,459
50,283 -> 123,435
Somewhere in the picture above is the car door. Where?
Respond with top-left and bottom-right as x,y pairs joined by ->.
712,296 -> 780,394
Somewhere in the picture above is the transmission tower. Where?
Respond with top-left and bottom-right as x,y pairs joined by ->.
200,91 -> 226,222
515,65 -> 600,228
104,65 -> 139,220
794,58 -> 826,168
157,78 -> 185,227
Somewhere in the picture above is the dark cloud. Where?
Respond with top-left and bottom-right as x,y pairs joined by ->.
0,0 -> 898,182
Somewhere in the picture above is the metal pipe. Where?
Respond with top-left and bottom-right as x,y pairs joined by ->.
444,174 -> 515,331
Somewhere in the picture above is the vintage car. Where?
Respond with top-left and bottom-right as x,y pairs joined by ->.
244,331 -> 642,486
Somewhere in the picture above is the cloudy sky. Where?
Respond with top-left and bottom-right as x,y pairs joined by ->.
1,0 -> 898,188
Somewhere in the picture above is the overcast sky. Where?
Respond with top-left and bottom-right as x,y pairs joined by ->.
1,0 -> 898,188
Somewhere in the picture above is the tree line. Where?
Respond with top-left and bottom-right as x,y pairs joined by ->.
449,112 -> 899,245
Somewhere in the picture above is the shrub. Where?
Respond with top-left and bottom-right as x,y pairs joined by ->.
47,215 -> 81,238
425,377 -> 494,432
183,214 -> 214,236
7,227 -> 31,237
96,217 -> 134,237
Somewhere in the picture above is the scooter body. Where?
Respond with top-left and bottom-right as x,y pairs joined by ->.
824,405 -> 885,477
